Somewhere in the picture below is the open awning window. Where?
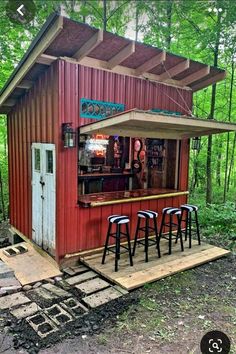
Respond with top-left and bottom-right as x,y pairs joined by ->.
79,109 -> 236,140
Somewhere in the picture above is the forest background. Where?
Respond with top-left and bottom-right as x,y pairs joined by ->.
0,0 -> 235,249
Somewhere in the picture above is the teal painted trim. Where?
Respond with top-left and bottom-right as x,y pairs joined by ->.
152,109 -> 182,116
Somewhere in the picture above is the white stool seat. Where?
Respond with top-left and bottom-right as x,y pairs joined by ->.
108,215 -> 129,224
163,207 -> 181,215
137,210 -> 158,219
181,204 -> 198,212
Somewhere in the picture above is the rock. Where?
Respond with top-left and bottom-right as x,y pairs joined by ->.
23,285 -> 32,291
33,282 -> 42,288
46,278 -> 55,284
54,276 -> 62,282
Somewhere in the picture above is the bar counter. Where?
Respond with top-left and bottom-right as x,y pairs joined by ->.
78,188 -> 189,208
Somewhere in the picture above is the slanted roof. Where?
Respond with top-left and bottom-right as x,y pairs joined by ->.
0,13 -> 226,114
79,109 -> 236,139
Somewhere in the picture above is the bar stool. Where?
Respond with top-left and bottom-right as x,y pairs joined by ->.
159,207 -> 184,255
102,215 -> 133,272
180,204 -> 201,248
132,210 -> 161,262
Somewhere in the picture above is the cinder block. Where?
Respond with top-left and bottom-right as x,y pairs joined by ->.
0,292 -> 30,310
66,271 -> 97,285
42,283 -> 71,298
60,297 -> 88,317
10,302 -> 41,319
82,287 -> 122,308
26,313 -> 58,338
75,278 -> 110,295
44,304 -> 73,326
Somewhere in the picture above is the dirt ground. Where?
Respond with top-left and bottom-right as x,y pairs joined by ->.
0,253 -> 235,354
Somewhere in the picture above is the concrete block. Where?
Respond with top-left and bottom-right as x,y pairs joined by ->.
0,277 -> 21,288
0,292 -> 30,310
0,289 -> 7,297
0,261 -> 14,279
1,286 -> 21,294
26,313 -> 58,338
66,271 -> 97,286
30,287 -> 58,300
75,278 -> 110,295
63,268 -> 76,276
42,283 -> 71,298
113,285 -> 129,295
70,265 -> 88,274
10,302 -> 41,319
82,287 -> 122,308
33,282 -> 42,288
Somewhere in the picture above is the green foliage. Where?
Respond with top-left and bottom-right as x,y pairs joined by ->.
190,195 -> 236,251
0,0 -> 236,223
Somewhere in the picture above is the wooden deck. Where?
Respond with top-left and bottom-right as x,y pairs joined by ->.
81,239 -> 230,291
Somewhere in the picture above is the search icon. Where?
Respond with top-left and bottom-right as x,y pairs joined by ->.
212,342 -> 220,350
200,330 -> 230,354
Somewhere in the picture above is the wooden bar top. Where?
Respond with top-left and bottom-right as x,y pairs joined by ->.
78,172 -> 133,180
78,188 -> 189,208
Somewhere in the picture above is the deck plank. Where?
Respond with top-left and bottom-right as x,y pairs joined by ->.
81,240 -> 230,290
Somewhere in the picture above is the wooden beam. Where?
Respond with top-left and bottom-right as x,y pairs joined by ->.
36,53 -> 57,65
158,59 -> 190,81
191,71 -> 226,92
180,66 -> 210,85
136,51 -> 166,75
0,16 -> 63,106
17,80 -> 33,89
107,41 -> 135,69
76,56 -> 191,91
4,99 -> 17,106
73,30 -> 103,61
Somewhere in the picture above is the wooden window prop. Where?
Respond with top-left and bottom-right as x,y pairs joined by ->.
146,139 -> 166,172
80,98 -> 125,120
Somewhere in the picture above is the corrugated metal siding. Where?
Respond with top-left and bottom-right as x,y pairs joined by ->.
56,61 -> 192,260
8,62 -> 59,243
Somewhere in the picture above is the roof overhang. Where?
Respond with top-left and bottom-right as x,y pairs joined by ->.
0,14 -> 226,114
79,109 -> 236,140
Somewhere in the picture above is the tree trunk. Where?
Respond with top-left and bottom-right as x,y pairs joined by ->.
103,0 -> 107,31
206,10 -> 221,205
227,132 -> 236,191
216,139 -> 222,186
82,0 -> 87,23
223,60 -> 234,202
166,0 -> 173,50
135,2 -> 139,41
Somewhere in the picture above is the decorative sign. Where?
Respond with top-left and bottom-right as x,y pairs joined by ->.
146,139 -> 166,172
80,98 -> 125,120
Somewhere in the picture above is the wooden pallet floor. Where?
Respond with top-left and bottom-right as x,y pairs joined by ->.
81,239 -> 230,291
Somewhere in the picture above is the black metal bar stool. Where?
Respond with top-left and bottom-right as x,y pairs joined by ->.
180,204 -> 201,248
159,207 -> 184,255
102,215 -> 133,272
132,210 -> 161,262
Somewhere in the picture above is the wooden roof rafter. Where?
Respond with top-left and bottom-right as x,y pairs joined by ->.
135,51 -> 166,76
73,29 -> 103,61
107,41 -> 135,69
158,59 -> 190,81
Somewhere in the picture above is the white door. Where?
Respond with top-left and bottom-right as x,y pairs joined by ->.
32,143 -> 56,255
